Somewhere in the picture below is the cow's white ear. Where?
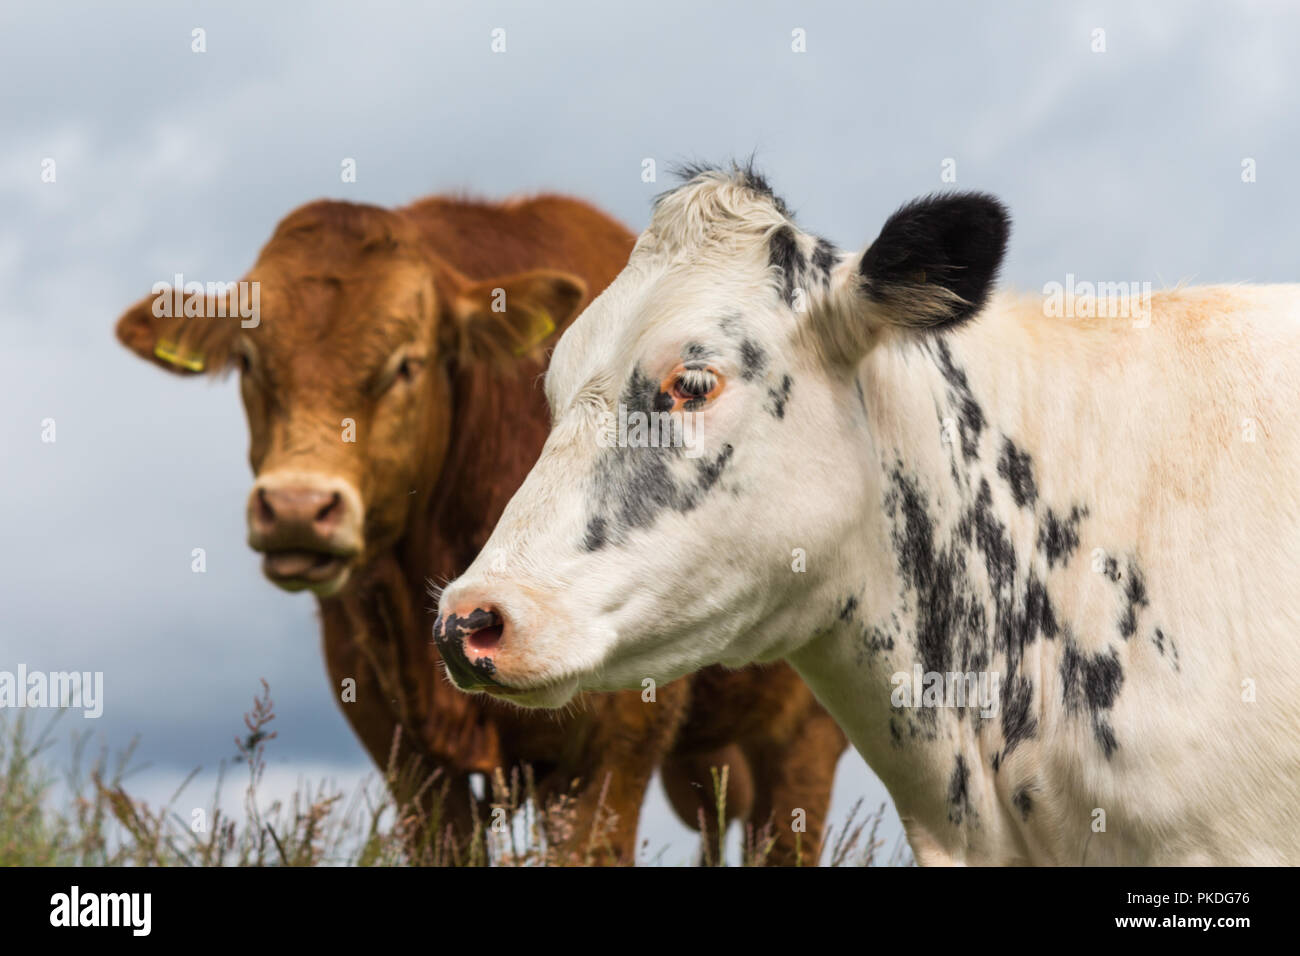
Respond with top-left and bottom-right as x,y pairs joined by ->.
811,193 -> 1009,364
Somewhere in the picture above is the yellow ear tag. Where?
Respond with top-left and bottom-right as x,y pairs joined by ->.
511,309 -> 556,357
154,339 -> 206,372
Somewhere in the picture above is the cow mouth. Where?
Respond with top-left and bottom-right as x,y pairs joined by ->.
261,549 -> 352,592
478,679 -> 580,709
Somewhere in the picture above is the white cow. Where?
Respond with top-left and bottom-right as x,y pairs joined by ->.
436,164 -> 1300,865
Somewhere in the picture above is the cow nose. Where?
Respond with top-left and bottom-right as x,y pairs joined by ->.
246,475 -> 362,556
434,605 -> 506,689
253,486 -> 343,536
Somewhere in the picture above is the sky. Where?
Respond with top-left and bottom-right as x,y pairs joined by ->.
2,0 -> 1298,864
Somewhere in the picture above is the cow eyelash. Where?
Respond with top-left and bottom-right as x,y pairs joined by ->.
673,368 -> 713,398
668,365 -> 723,406
376,354 -> 426,394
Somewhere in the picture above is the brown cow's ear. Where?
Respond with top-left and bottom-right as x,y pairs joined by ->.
114,288 -> 242,377
442,269 -> 586,367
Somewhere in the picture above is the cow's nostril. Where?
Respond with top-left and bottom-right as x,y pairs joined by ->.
256,488 -> 276,525
434,606 -> 508,690
315,491 -> 342,525
467,623 -> 504,652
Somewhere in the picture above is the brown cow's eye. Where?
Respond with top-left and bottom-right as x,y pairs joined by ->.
380,355 -> 425,394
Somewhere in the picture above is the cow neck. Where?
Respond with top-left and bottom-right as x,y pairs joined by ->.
422,354 -> 548,585
334,549 -> 428,736
331,540 -> 505,771
792,326 -> 1052,864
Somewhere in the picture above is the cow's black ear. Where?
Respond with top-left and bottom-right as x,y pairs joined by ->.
857,192 -> 1010,330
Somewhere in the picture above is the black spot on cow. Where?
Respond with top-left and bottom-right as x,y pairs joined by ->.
858,624 -> 895,662
580,366 -> 737,551
932,339 -> 985,463
1000,674 -> 1037,760
811,236 -> 837,282
622,365 -> 659,413
1061,640 -> 1123,715
583,516 -> 608,552
947,755 -> 971,825
1060,637 -> 1125,759
696,443 -> 733,492
766,374 -> 793,419
886,468 -> 1045,748
964,479 -> 1015,604
739,338 -> 768,381
1011,784 -> 1033,821
1119,560 -> 1149,639
996,438 -> 1037,508
683,341 -> 714,361
886,469 -> 966,678
1020,574 -> 1058,642
1038,505 -> 1088,569
1153,627 -> 1181,671
768,225 -> 806,306
1095,722 -> 1118,759
842,593 -> 898,668
888,466 -> 1069,758
1103,556 -> 1122,582
956,401 -> 984,463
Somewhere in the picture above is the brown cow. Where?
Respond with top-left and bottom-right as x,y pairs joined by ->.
114,192 -> 846,864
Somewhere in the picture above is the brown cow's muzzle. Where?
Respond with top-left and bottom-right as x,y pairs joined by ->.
246,472 -> 363,596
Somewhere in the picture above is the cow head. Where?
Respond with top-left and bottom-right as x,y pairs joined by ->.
116,200 -> 585,597
435,166 -> 1008,706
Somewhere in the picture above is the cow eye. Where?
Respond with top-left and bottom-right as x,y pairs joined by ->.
669,365 -> 722,406
234,345 -> 256,378
381,354 -> 425,393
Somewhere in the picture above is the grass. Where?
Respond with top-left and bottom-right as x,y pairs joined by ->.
0,680 -> 911,867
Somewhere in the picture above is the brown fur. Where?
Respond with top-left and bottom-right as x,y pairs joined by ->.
114,192 -> 846,865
